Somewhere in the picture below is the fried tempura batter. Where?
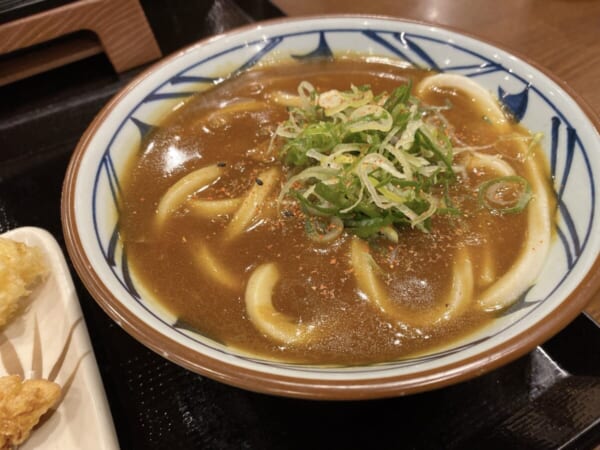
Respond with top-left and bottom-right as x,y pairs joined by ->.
0,238 -> 47,328
0,375 -> 61,449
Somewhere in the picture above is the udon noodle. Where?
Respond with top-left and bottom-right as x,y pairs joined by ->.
120,57 -> 554,365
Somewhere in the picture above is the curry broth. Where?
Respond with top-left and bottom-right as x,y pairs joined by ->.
120,58 -> 538,365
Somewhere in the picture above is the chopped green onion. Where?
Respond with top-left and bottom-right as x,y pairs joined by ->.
478,175 -> 532,214
305,216 -> 344,243
274,81 -> 460,240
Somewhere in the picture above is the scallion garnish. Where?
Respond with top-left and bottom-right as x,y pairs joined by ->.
273,81 -> 459,239
477,175 -> 532,214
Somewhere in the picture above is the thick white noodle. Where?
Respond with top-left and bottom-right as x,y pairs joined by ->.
193,241 -> 240,291
419,73 -> 552,305
466,151 -> 516,288
224,167 -> 280,241
416,74 -> 509,131
477,141 -> 552,311
245,263 -> 311,344
466,151 -> 515,177
187,197 -> 243,218
479,247 -> 497,288
204,100 -> 268,123
155,165 -> 223,229
268,91 -> 304,108
351,237 -> 474,327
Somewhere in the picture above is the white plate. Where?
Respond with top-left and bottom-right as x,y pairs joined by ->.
0,227 -> 119,450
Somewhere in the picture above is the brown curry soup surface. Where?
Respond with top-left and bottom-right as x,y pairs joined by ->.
120,58 -> 540,365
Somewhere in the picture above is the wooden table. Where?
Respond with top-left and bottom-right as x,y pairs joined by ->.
271,0 -> 600,322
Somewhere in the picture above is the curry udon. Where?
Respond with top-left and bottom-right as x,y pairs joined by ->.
120,57 -> 553,365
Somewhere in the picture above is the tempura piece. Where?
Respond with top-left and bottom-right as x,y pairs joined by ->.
245,263 -> 312,344
0,375 -> 61,449
0,238 -> 48,329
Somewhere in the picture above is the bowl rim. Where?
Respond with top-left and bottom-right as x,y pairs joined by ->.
61,14 -> 600,400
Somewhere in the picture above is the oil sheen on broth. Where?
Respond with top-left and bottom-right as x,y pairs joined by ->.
120,58 -> 552,365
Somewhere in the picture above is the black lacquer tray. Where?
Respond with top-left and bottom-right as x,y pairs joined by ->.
1,1 -> 599,448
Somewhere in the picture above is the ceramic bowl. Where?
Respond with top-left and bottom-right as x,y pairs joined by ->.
62,16 -> 600,399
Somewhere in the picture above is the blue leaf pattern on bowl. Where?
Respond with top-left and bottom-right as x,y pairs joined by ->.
143,91 -> 198,103
292,31 -> 333,59
234,36 -> 284,75
498,85 -> 529,121
130,117 -> 156,139
362,30 -> 414,64
397,34 -> 441,71
170,74 -> 220,85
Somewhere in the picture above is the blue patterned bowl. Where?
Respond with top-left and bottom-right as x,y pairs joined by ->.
62,16 -> 600,399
